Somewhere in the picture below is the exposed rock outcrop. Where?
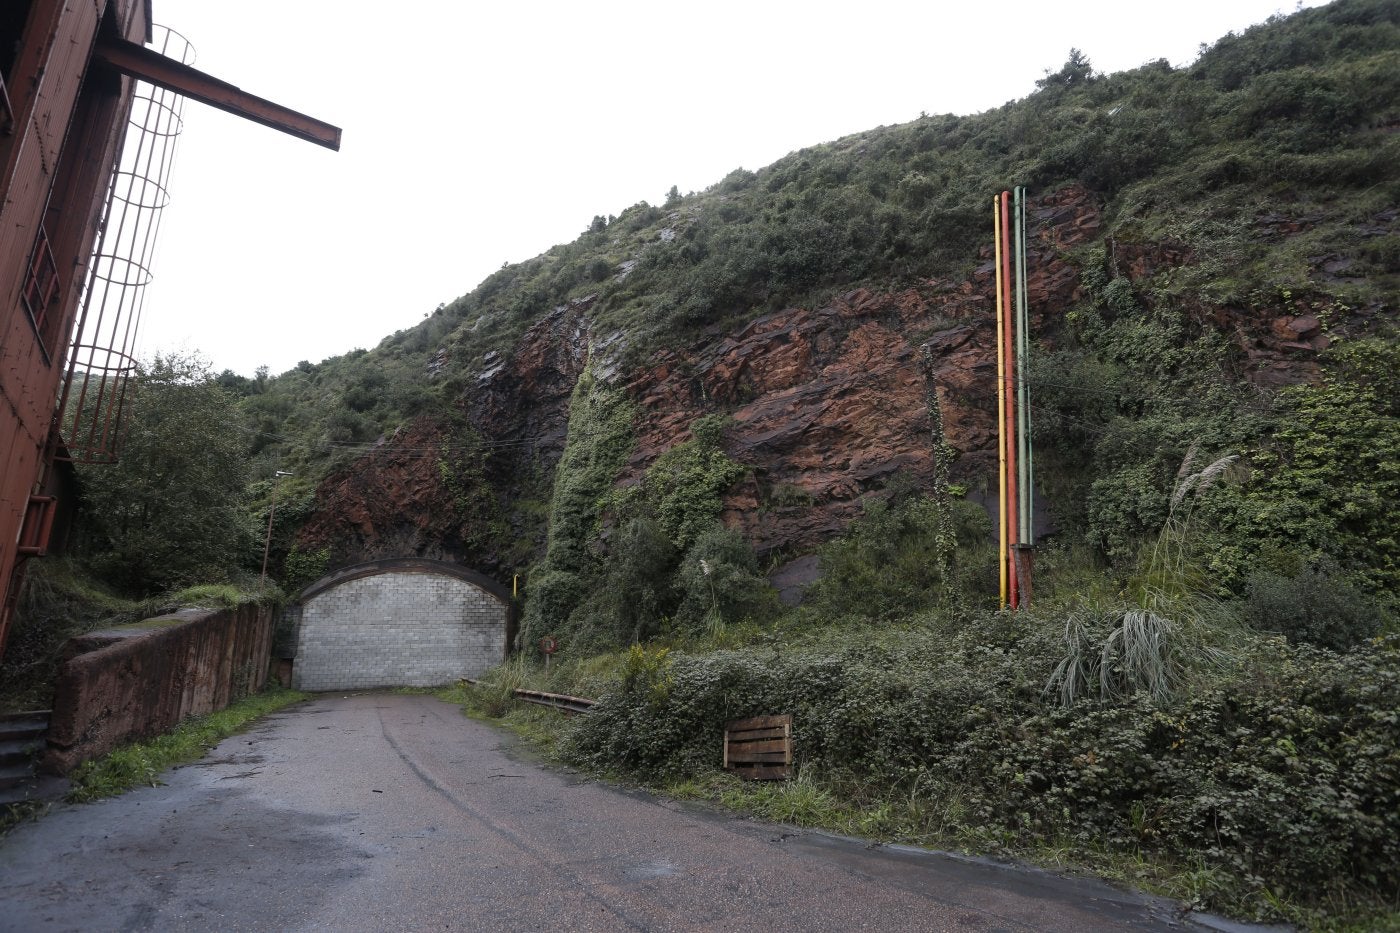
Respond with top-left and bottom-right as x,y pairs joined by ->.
297,302 -> 593,570
298,183 -> 1341,568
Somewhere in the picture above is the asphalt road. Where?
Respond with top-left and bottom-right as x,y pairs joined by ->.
0,693 -> 1209,932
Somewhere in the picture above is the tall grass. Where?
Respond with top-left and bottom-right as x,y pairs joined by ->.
1047,448 -> 1246,706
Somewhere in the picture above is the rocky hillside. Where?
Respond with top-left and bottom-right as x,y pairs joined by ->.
238,0 -> 1397,639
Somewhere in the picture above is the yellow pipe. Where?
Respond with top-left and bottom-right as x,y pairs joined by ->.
994,195 -> 1008,608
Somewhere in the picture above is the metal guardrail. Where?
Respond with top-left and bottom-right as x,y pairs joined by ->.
514,688 -> 596,714
461,680 -> 596,714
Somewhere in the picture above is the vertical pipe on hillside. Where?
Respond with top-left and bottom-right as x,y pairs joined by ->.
1014,186 -> 1034,605
994,197 -> 1008,609
1001,191 -> 1019,609
1014,187 -> 1028,541
1023,216 -> 1036,549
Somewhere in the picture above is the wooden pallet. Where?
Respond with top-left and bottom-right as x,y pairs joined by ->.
724,714 -> 792,780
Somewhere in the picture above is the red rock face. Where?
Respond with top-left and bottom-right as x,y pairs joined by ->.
468,301 -> 592,469
627,285 -> 991,556
297,184 -> 1333,567
296,419 -> 464,566
297,303 -> 593,571
618,187 -> 1099,558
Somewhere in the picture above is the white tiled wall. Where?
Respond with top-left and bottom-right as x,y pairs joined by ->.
294,572 -> 507,690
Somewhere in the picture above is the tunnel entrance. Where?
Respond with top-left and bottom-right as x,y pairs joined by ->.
290,558 -> 512,691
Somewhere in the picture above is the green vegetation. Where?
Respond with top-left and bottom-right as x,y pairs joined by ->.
464,611 -> 1398,927
78,355 -> 255,594
0,559 -> 143,710
65,687 -> 307,802
1205,337 -> 1400,598
519,364 -> 637,650
812,481 -> 963,622
522,407 -> 772,651
8,354 -> 290,708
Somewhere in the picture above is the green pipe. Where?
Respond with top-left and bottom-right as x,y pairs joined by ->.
1021,188 -> 1034,546
1014,187 -> 1033,546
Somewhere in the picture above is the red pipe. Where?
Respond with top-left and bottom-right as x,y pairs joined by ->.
1000,191 -> 1019,608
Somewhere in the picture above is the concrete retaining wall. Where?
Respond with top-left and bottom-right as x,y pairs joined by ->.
45,603 -> 275,774
294,567 -> 508,691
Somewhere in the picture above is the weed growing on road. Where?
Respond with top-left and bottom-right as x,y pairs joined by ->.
0,800 -> 49,837
66,687 -> 308,802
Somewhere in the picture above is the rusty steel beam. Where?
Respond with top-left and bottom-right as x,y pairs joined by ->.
91,35 -> 341,151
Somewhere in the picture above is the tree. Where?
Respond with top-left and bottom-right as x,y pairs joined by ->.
79,354 -> 254,594
1037,48 -> 1096,90
665,185 -> 681,206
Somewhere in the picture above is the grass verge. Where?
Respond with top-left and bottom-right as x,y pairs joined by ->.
66,687 -> 308,803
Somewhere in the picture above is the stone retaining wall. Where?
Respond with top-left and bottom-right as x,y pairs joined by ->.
45,603 -> 275,774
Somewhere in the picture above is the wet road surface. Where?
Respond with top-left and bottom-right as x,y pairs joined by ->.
0,693 -> 1204,931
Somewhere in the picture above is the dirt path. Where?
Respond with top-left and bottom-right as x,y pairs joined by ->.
0,693 -> 1202,931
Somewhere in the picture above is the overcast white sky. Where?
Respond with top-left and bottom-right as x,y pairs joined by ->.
141,0 -> 1321,377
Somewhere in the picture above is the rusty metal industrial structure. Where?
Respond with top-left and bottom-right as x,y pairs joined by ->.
0,0 -> 340,661
61,25 -> 192,466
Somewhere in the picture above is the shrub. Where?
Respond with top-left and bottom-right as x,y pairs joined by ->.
79,354 -> 253,595
592,517 -> 677,645
567,621 -> 1400,917
1202,337 -> 1400,597
1,560 -> 143,710
281,544 -> 329,594
1242,560 -> 1387,650
520,367 -> 635,649
673,525 -> 775,637
615,417 -> 748,553
807,493 -> 952,620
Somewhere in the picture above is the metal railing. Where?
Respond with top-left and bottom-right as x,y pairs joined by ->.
463,680 -> 597,714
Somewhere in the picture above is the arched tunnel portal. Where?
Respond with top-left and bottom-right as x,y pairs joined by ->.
289,558 -> 514,691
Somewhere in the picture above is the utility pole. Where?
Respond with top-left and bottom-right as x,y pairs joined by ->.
260,471 -> 294,585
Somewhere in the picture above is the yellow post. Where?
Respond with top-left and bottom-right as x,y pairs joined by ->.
994,196 -> 1008,608
513,574 -> 519,598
